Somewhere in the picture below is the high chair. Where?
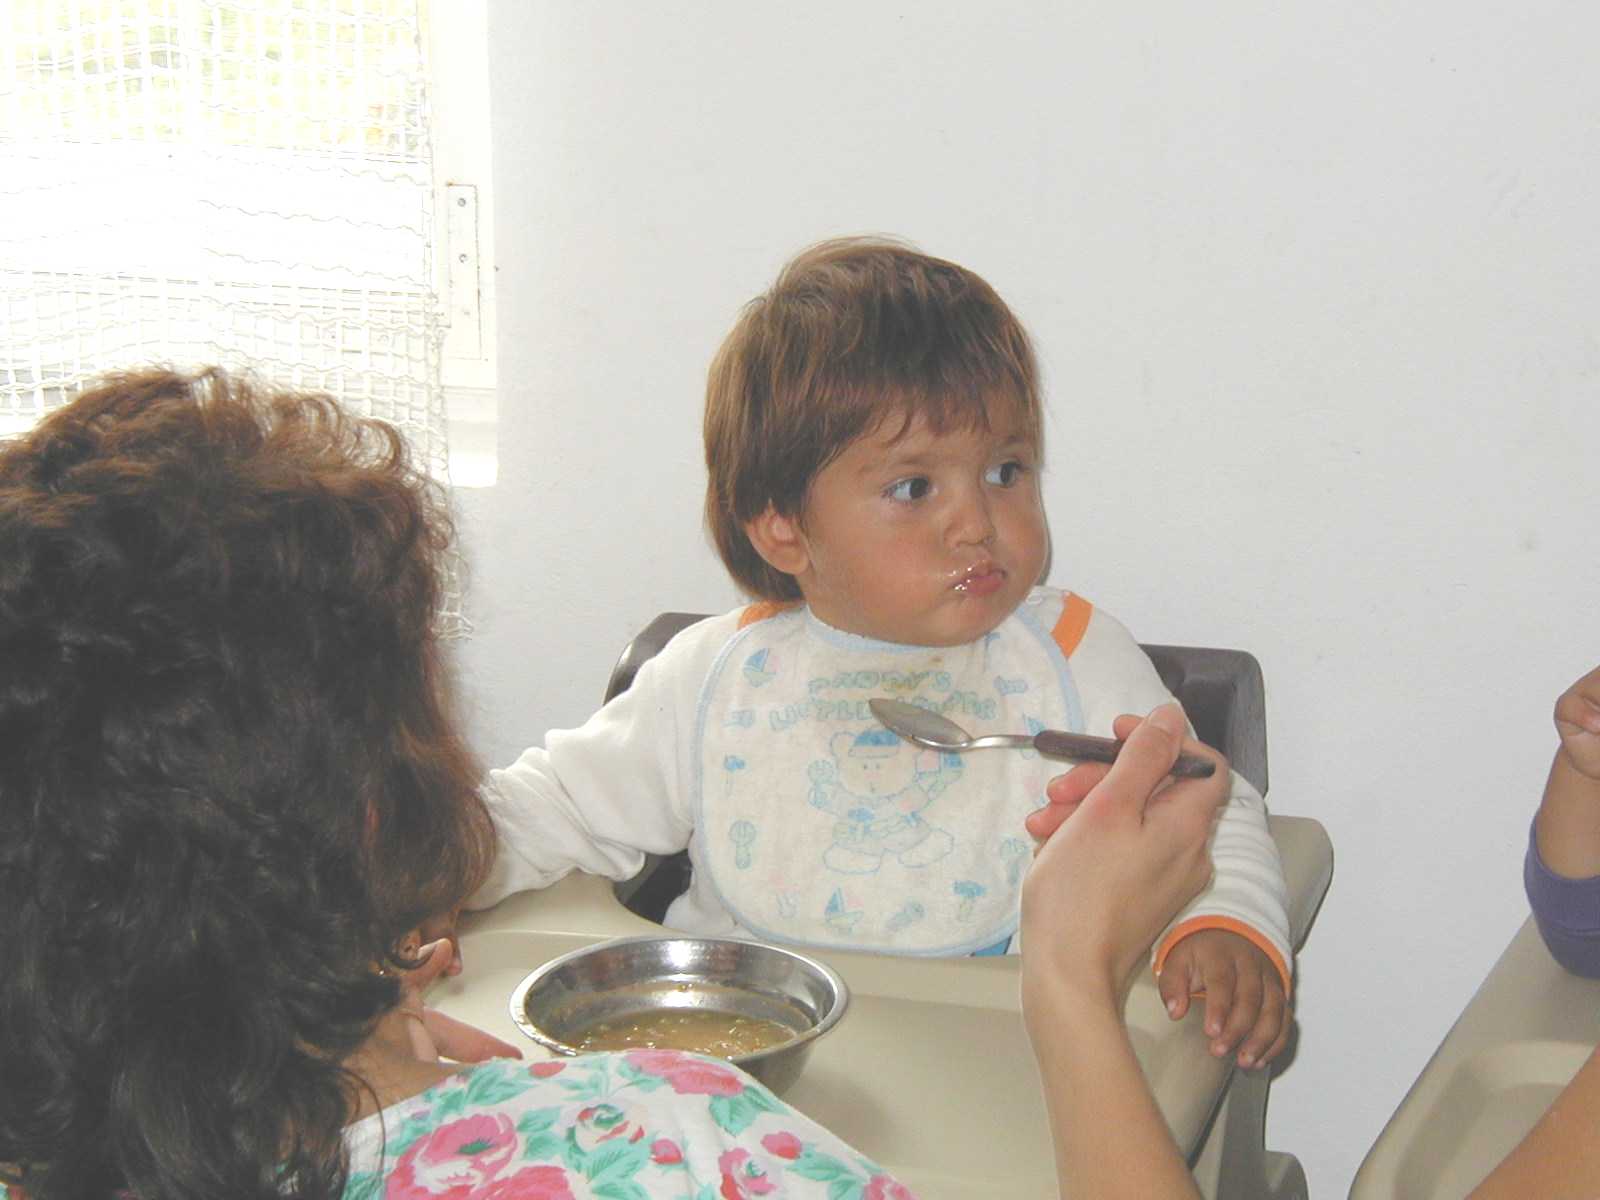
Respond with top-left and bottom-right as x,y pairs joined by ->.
1349,915 -> 1600,1198
434,614 -> 1331,1199
600,612 -> 1333,1200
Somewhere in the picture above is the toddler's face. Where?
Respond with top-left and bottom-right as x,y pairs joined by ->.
783,404 -> 1047,647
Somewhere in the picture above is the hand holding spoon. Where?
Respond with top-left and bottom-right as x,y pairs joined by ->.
868,698 -> 1216,780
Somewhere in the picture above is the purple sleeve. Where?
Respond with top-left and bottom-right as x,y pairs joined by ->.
1526,819 -> 1600,978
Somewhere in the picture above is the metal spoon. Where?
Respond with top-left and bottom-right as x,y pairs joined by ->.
867,698 -> 1216,779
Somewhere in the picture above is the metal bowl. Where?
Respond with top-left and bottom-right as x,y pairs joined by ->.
509,935 -> 848,1094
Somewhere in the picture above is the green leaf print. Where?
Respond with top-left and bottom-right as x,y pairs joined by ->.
747,1086 -> 784,1115
707,1093 -> 754,1135
431,1087 -> 468,1121
555,1078 -> 608,1103
517,1107 -> 561,1137
342,1170 -> 384,1200
828,1180 -> 865,1200
463,1064 -> 536,1107
518,1106 -> 565,1161
583,1136 -> 652,1185
554,1058 -> 614,1100
563,1130 -> 588,1172
387,1109 -> 439,1158
790,1148 -> 864,1185
616,1060 -> 666,1092
707,1084 -> 785,1135
524,1134 -> 566,1162
592,1181 -> 651,1200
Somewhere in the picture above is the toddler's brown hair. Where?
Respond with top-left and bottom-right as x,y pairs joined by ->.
703,236 -> 1042,601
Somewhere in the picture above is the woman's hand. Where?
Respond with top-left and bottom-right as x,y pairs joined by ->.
1019,703 -> 1221,1200
1021,703 -> 1227,1000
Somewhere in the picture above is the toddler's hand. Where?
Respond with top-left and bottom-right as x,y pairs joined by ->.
1159,928 -> 1289,1070
1021,706 -> 1226,994
1554,664 -> 1600,781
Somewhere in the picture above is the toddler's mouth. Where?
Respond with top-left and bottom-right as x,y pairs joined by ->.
952,562 -> 1006,597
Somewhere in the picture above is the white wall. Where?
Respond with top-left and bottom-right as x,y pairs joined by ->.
459,3 -> 1600,1193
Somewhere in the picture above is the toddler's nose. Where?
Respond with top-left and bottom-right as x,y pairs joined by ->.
949,491 -> 997,547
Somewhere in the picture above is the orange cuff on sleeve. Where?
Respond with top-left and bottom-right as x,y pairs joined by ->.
1153,915 -> 1294,999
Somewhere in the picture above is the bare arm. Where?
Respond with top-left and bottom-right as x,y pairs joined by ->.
1534,663 -> 1600,878
1025,985 -> 1202,1200
1020,704 -> 1226,1200
1469,1045 -> 1600,1198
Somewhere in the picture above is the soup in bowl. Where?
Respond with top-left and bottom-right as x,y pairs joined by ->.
509,935 -> 848,1095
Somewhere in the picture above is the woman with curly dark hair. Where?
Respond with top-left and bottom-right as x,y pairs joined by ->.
0,368 -> 924,1200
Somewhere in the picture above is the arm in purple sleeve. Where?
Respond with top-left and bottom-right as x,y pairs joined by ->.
1527,819 -> 1600,978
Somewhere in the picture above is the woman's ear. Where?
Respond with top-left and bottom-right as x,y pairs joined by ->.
744,506 -> 811,576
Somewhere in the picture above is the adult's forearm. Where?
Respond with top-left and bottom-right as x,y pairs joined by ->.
1468,1045 -> 1600,1196
1024,976 -> 1200,1200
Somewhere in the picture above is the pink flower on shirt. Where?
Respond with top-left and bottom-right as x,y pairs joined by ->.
386,1114 -> 576,1199
863,1175 -> 917,1200
717,1147 -> 777,1198
386,1114 -> 517,1197
625,1049 -> 746,1096
476,1167 -> 576,1200
529,1061 -> 566,1078
650,1138 -> 685,1165
572,1103 -> 648,1154
759,1131 -> 802,1160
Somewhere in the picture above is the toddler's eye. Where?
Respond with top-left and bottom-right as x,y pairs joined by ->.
985,460 -> 1027,487
885,476 -> 931,503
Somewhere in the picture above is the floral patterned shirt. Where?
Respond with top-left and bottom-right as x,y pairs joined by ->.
0,1051 -> 913,1199
341,1051 -> 916,1199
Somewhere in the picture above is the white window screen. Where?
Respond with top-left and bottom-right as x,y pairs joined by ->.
1,0 -> 466,631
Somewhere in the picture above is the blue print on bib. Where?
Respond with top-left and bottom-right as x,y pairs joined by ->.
824,888 -> 863,933
806,727 -> 958,876
953,880 -> 987,920
743,648 -> 777,687
729,819 -> 756,868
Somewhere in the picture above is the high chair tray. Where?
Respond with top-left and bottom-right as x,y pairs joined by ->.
1350,916 -> 1600,1199
436,815 -> 1331,1198
434,872 -> 1229,1197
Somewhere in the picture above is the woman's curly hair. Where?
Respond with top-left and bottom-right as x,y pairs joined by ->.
0,368 -> 494,1199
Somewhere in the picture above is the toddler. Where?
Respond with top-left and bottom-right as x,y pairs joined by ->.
475,238 -> 1294,1066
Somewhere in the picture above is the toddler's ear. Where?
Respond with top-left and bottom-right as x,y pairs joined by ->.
744,506 -> 811,575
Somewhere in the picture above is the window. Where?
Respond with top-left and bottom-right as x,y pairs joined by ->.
0,0 -> 496,489
426,0 -> 496,487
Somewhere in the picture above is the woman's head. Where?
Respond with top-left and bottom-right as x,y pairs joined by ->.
703,236 -> 1043,601
0,368 -> 493,1199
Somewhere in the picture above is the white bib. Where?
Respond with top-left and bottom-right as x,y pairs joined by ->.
693,605 -> 1084,955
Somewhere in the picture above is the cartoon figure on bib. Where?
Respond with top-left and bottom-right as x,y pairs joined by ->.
807,727 -> 960,873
